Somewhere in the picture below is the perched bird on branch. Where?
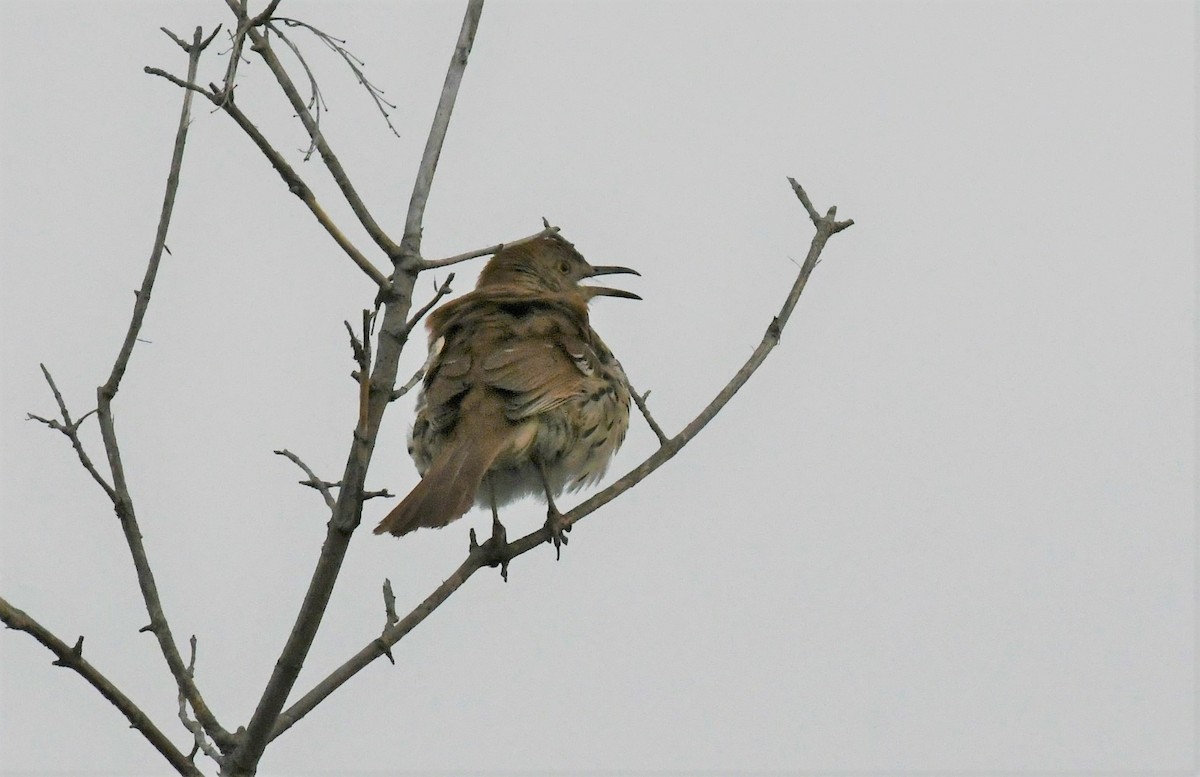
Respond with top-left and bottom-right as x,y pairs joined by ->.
374,234 -> 639,550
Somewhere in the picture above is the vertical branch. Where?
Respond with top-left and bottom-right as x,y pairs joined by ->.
95,27 -> 234,753
399,0 -> 484,263
226,4 -> 486,775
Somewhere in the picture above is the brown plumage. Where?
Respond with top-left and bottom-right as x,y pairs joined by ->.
374,234 -> 638,540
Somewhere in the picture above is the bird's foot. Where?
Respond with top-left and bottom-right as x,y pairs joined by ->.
469,516 -> 511,581
544,508 -> 572,560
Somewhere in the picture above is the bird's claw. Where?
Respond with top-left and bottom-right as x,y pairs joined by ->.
469,518 -> 511,581
544,509 -> 572,560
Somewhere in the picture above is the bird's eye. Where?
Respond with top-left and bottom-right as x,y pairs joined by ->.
559,260 -> 571,274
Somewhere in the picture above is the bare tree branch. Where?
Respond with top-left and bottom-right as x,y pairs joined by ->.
275,449 -> 337,510
628,382 -> 669,446
405,273 -> 455,334
146,66 -> 392,288
225,6 -> 485,774
344,309 -> 377,434
178,636 -> 223,766
271,17 -> 401,141
219,0 -> 250,96
0,596 -> 203,777
221,96 -> 391,287
218,0 -> 279,99
270,555 -> 482,741
95,26 -> 237,755
378,579 -> 400,664
162,24 -> 222,54
390,364 -> 426,401
419,225 -> 560,270
263,22 -> 329,161
400,0 -> 485,265
224,0 -> 402,259
271,179 -> 854,738
28,364 -> 116,500
143,67 -> 210,96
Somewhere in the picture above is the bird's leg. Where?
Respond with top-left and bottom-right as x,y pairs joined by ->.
488,476 -> 509,580
488,476 -> 507,547
470,475 -> 509,581
537,459 -> 571,559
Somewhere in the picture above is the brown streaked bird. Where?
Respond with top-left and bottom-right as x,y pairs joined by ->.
373,233 -> 639,547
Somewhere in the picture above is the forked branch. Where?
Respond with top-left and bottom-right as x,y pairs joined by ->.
62,25 -> 237,757
143,66 -> 389,288
223,0 -> 401,259
19,24 -> 236,763
225,4 -> 485,774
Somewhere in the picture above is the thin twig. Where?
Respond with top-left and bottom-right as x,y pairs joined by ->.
177,635 -> 222,765
343,320 -> 367,369
419,225 -> 560,270
153,66 -> 391,287
100,27 -> 237,754
219,0 -> 249,97
390,365 -> 426,401
381,580 -> 400,629
0,596 -> 203,777
628,382 -> 669,446
143,67 -> 211,96
272,17 -> 401,140
405,273 -> 455,334
271,555 -> 482,741
359,310 -> 375,431
219,0 -> 279,99
344,310 -> 376,434
274,449 -> 337,510
28,364 -> 117,500
378,579 -> 400,664
163,25 -> 223,54
144,57 -> 389,288
345,312 -> 372,403
264,22 -> 328,160
224,0 -> 401,259
270,179 -> 853,739
223,97 -> 390,286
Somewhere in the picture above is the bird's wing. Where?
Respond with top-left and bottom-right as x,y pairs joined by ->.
419,335 -> 472,432
421,292 -> 600,427
478,318 -> 602,421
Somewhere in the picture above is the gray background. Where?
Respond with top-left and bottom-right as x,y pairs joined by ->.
1,1 -> 1193,774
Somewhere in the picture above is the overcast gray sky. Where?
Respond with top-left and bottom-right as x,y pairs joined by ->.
1,1 -> 1194,775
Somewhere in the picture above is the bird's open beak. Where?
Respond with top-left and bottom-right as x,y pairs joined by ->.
585,286 -> 642,300
588,264 -> 640,278
584,265 -> 641,300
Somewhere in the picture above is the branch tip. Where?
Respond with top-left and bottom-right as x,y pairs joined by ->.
421,226 -> 559,271
381,579 -> 399,628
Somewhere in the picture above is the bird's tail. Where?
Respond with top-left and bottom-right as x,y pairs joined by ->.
373,432 -> 507,537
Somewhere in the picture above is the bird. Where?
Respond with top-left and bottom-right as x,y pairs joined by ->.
373,233 -> 639,551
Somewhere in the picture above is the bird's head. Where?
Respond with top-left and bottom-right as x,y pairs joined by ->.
477,234 -> 640,302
